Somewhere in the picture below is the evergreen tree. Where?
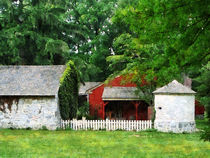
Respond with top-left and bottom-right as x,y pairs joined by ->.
0,0 -> 83,65
58,60 -> 79,120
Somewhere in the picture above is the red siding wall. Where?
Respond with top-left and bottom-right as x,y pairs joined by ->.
89,84 -> 104,118
147,106 -> 153,120
195,100 -> 205,115
88,76 -> 151,119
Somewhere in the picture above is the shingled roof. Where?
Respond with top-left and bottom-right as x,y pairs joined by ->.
0,65 -> 66,96
153,80 -> 196,94
102,87 -> 141,100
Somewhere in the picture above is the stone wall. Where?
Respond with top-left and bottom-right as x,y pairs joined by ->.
154,94 -> 195,133
154,121 -> 196,133
0,96 -> 61,130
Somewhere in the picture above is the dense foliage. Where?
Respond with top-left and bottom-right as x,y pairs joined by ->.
195,62 -> 210,120
108,0 -> 210,110
66,0 -> 119,81
58,60 -> 79,120
77,102 -> 89,119
195,62 -> 210,141
0,0 -> 79,65
200,125 -> 210,142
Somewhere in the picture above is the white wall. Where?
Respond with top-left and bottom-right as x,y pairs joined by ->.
154,94 -> 195,133
0,97 -> 61,130
155,94 -> 195,122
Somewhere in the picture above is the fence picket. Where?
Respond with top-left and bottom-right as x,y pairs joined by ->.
61,119 -> 152,131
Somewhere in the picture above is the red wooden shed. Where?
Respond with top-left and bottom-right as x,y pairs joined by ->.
85,76 -> 153,120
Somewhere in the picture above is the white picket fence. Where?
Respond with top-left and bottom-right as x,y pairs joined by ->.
61,118 -> 152,131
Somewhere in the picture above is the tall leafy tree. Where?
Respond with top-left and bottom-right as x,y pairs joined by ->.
112,0 -> 209,82
66,0 -> 119,81
108,0 -> 209,106
0,0 -> 83,65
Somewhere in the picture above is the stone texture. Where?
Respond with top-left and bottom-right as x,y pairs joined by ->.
154,121 -> 195,133
0,96 -> 61,130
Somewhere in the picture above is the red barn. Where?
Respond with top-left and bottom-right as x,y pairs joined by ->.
80,76 -> 153,120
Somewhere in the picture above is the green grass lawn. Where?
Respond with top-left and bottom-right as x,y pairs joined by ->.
0,120 -> 209,158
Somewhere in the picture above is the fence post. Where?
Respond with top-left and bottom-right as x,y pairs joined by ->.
122,120 -> 124,130
113,120 -> 115,130
149,120 -> 151,129
72,118 -> 76,130
90,120 -> 92,129
82,117 -> 85,129
106,119 -> 108,131
137,120 -> 138,131
65,120 -> 67,129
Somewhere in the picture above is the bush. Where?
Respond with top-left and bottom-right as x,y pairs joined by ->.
200,122 -> 210,141
58,60 -> 79,120
41,126 -> 48,130
151,108 -> 156,123
77,102 -> 89,119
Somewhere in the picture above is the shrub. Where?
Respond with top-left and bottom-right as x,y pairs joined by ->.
77,102 -> 89,119
58,60 -> 79,120
200,122 -> 210,141
41,126 -> 48,130
151,108 -> 156,123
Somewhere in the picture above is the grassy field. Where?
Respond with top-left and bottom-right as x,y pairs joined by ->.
0,120 -> 209,158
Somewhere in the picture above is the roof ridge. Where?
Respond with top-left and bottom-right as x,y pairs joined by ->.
153,80 -> 196,94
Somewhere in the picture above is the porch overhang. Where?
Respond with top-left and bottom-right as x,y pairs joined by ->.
102,98 -> 141,101
102,87 -> 141,101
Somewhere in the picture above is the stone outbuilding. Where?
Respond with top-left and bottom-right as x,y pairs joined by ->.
153,80 -> 196,133
0,65 -> 66,130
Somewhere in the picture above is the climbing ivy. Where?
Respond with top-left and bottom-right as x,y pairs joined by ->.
58,60 -> 79,120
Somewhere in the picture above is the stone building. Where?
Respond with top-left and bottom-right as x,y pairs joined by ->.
153,80 -> 196,133
0,65 -> 66,130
